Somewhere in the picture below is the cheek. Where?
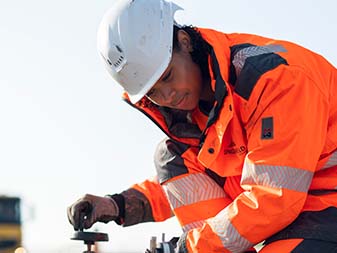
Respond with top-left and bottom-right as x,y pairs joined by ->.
189,71 -> 203,96
181,64 -> 202,90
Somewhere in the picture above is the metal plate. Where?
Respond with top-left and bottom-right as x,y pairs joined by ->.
71,231 -> 109,242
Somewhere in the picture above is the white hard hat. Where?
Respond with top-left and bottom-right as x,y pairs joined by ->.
97,0 -> 182,104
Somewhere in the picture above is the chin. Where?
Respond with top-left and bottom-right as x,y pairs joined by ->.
179,101 -> 199,111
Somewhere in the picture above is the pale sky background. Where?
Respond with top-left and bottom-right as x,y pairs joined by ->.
0,0 -> 336,252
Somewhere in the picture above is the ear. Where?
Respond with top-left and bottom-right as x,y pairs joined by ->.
177,30 -> 193,52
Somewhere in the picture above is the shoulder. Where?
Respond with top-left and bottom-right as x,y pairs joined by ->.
229,43 -> 288,100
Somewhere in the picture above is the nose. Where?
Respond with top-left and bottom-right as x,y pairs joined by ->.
150,85 -> 176,106
160,86 -> 176,104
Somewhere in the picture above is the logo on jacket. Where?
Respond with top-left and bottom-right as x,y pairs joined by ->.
261,117 -> 274,139
224,141 -> 246,155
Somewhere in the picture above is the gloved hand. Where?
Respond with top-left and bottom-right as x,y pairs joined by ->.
67,194 -> 119,230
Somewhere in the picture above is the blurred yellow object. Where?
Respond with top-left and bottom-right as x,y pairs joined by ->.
0,196 -> 22,253
14,247 -> 26,253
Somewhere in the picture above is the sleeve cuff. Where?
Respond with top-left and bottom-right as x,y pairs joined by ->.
106,193 -> 125,225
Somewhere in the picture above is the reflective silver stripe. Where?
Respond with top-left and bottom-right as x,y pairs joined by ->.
232,44 -> 287,76
182,220 -> 205,232
163,173 -> 227,209
321,150 -> 337,170
208,208 -> 254,253
242,159 -> 313,192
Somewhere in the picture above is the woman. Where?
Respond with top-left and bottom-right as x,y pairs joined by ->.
68,0 -> 337,252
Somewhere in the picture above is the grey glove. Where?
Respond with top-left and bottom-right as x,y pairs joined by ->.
67,194 -> 119,230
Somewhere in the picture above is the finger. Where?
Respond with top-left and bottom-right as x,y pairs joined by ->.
72,201 -> 91,230
67,206 -> 75,226
83,212 -> 94,230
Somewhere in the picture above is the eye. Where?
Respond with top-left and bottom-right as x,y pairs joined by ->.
146,88 -> 155,98
161,69 -> 172,82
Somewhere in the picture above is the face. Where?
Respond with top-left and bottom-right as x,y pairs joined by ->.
145,31 -> 204,111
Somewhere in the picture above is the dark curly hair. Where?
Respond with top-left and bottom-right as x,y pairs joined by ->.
173,25 -> 211,82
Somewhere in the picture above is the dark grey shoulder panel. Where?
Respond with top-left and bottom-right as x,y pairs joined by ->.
235,53 -> 288,100
120,188 -> 154,226
154,138 -> 189,184
229,43 -> 255,86
230,44 -> 288,100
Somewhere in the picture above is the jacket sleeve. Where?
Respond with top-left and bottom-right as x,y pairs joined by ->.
183,65 -> 329,252
119,176 -> 173,226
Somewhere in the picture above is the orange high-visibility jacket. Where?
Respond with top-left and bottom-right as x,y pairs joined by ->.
119,28 -> 337,252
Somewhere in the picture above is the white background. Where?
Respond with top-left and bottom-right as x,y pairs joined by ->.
0,0 -> 336,252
